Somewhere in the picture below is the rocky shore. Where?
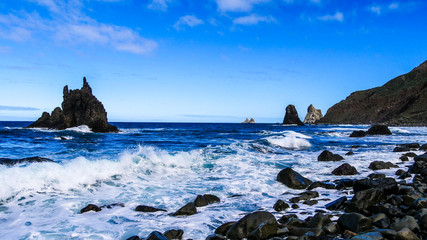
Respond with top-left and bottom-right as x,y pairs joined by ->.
72,125 -> 427,240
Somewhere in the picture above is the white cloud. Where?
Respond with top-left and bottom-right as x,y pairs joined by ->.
0,0 -> 157,55
174,15 -> 204,30
318,11 -> 344,22
233,14 -> 275,25
215,0 -> 270,12
147,0 -> 171,11
368,2 -> 400,15
369,5 -> 382,15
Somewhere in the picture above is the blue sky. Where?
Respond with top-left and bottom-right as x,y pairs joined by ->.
0,0 -> 426,123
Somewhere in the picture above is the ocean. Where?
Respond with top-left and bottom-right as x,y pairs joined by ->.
0,121 -> 426,239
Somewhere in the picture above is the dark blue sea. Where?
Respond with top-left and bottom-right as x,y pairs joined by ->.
0,121 -> 426,239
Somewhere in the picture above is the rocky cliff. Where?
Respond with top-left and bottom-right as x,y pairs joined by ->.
282,105 -> 304,125
304,104 -> 323,124
27,77 -> 118,133
318,60 -> 427,125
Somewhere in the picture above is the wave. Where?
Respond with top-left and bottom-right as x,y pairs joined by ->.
28,125 -> 93,133
264,131 -> 311,149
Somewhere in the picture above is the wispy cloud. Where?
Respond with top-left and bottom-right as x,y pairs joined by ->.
0,105 -> 39,111
233,14 -> 276,25
368,2 -> 400,15
318,11 -> 344,22
0,0 -> 157,55
147,0 -> 171,11
174,15 -> 204,31
215,0 -> 270,12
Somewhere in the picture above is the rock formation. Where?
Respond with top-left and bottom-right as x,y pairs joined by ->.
318,60 -> 427,125
303,104 -> 323,124
282,105 -> 304,125
242,118 -> 255,124
27,77 -> 118,133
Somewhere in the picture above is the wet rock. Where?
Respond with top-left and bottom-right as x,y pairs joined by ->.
194,194 -> 220,207
332,163 -> 358,175
147,231 -> 168,240
273,200 -> 290,211
420,144 -> 427,151
377,229 -> 397,239
335,179 -> 355,189
318,150 -> 344,162
409,161 -> 427,174
343,230 -> 357,238
287,218 -> 307,228
307,213 -> 331,229
80,204 -> 102,213
135,205 -> 165,212
307,181 -> 335,190
368,161 -> 398,170
346,188 -> 384,213
400,143 -> 421,149
322,223 -> 338,235
391,216 -> 420,232
278,214 -> 298,224
172,203 -> 197,216
366,125 -> 392,135
27,77 -> 118,133
163,229 -> 184,240
292,204 -> 300,209
205,234 -> 226,240
414,154 -> 427,162
418,214 -> 427,230
277,168 -> 312,189
368,173 -> 386,179
215,222 -> 235,236
0,156 -> 54,166
353,178 -> 398,195
351,232 -> 383,240
345,151 -> 355,155
400,155 -> 410,161
326,196 -> 348,211
101,203 -> 124,209
395,228 -> 420,240
350,130 -> 367,138
404,152 -> 418,158
338,213 -> 372,233
399,186 -> 415,195
290,191 -> 319,203
303,104 -> 323,124
371,213 -> 390,229
282,104 -> 304,125
303,200 -> 318,206
394,146 -> 411,152
396,169 -> 406,176
411,198 -> 427,210
126,236 -> 140,240
398,171 -> 411,179
368,203 -> 405,218
226,211 -> 278,239
289,228 -> 323,237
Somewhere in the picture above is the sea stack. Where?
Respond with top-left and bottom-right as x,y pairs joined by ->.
27,77 -> 118,133
242,118 -> 255,124
303,104 -> 323,124
282,105 -> 304,125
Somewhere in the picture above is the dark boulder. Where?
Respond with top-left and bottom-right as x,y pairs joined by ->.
395,228 -> 420,240
147,231 -> 168,240
163,229 -> 184,240
390,216 -> 420,232
404,152 -> 418,158
273,199 -> 289,211
80,204 -> 102,213
277,167 -> 312,189
135,205 -> 166,212
172,203 -> 197,216
215,222 -> 235,236
367,125 -> 392,135
371,213 -> 390,229
194,194 -> 220,207
306,213 -> 331,229
205,234 -> 226,240
345,151 -> 354,155
0,156 -> 54,166
335,179 -> 355,189
420,144 -> 427,151
368,161 -> 398,170
331,163 -> 358,175
226,211 -> 278,239
278,214 -> 298,224
368,173 -> 386,179
394,146 -> 411,152
411,198 -> 427,210
126,236 -> 140,240
101,203 -> 124,209
400,143 -> 421,149
307,181 -> 335,190
288,227 -> 324,237
414,154 -> 427,162
27,77 -> 118,133
350,130 -> 367,138
282,104 -> 304,125
317,150 -> 344,161
353,178 -> 398,195
338,213 -> 372,233
290,191 -> 319,203
325,196 -> 348,211
346,188 -> 385,213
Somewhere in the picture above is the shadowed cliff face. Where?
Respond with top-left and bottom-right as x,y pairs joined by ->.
27,77 -> 118,133
282,104 -> 304,125
318,60 -> 427,125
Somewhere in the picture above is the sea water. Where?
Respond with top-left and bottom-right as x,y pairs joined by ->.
0,122 -> 426,239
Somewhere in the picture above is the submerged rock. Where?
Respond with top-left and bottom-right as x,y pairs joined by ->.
282,105 -> 304,125
193,194 -> 220,207
27,77 -> 118,133
303,104 -> 323,124
277,167 -> 312,189
172,203 -> 197,216
0,156 -> 54,166
80,204 -> 102,213
135,205 -> 167,212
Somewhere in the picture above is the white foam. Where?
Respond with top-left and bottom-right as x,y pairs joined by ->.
65,125 -> 92,133
54,136 -> 74,140
264,131 -> 311,149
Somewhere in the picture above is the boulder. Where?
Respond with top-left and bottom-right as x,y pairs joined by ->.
325,196 -> 348,211
303,104 -> 323,124
350,130 -> 367,138
317,150 -> 344,161
277,168 -> 312,189
27,77 -> 118,133
332,163 -> 358,175
346,188 -> 385,213
163,229 -> 184,240
368,161 -> 398,170
338,213 -> 372,233
306,213 -> 331,229
390,216 -> 420,232
242,118 -> 255,124
307,181 -> 335,190
126,236 -> 140,240
371,213 -> 390,229
290,191 -> 319,203
282,105 -> 304,125
368,173 -> 386,179
395,228 -> 420,240
80,204 -> 102,213
353,178 -> 398,195
0,156 -> 54,166
345,151 -> 355,155
420,144 -> 427,151
172,203 -> 197,216
411,198 -> 427,210
226,211 -> 278,239
147,231 -> 168,240
414,154 -> 427,162
215,222 -> 235,236
135,205 -> 166,212
194,194 -> 220,207
366,125 -> 392,135
273,199 -> 289,212
205,234 -> 226,240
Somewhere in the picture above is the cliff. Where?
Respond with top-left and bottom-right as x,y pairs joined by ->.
27,77 -> 118,133
318,60 -> 427,125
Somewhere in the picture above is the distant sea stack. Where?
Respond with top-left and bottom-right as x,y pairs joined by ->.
303,104 -> 323,124
282,105 -> 304,125
27,77 -> 118,133
318,60 -> 427,125
242,118 -> 255,124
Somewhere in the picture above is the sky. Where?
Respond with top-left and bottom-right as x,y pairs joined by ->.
0,0 -> 426,123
